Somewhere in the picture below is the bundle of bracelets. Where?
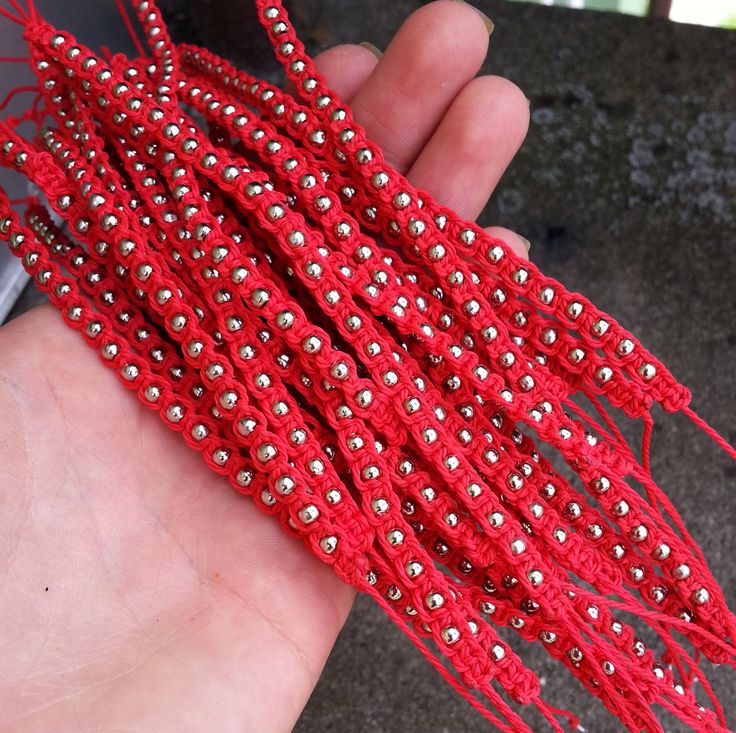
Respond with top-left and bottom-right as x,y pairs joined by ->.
0,0 -> 734,730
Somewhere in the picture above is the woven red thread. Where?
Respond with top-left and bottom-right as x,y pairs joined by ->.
1,2 -> 735,730
16,44 -> 542,706
180,47 -> 736,648
175,42 -> 686,416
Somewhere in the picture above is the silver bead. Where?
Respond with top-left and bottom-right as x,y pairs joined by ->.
465,482 -> 481,499
276,310 -> 294,329
235,469 -> 253,488
458,228 -> 476,246
507,473 -> 523,491
255,372 -> 271,388
325,489 -> 342,505
257,443 -> 278,463
355,388 -> 373,407
331,361 -> 349,380
191,423 -> 208,441
298,505 -> 320,524
407,218 -> 426,237
371,171 -> 389,188
566,301 -> 583,319
650,585 -> 667,604
629,524 -> 648,542
541,327 -> 557,345
617,338 -> 634,356
426,591 -> 444,609
528,569 -> 544,586
386,528 -> 404,546
219,390 -> 238,410
490,643 -> 506,661
144,385 -> 160,403
441,627 -> 460,645
363,465 -> 380,480
428,243 -> 446,260
372,497 -> 389,515
305,261 -> 322,279
421,486 -> 436,502
212,448 -> 230,466
404,397 -> 421,414
538,286 -> 555,304
347,435 -> 364,451
568,347 -> 585,364
480,601 -> 496,616
303,335 -> 322,353
591,476 -> 610,494
221,165 -> 241,184
393,191 -> 411,209
592,318 -> 609,336
383,371 -> 398,387
632,639 -> 646,656
595,366 -> 613,384
121,363 -> 139,381
274,475 -> 295,495
510,538 -> 526,555
320,536 -> 338,554
422,427 -> 437,444
261,489 -> 277,507
487,245 -> 504,263
691,587 -> 710,605
513,268 -> 529,285
267,204 -> 285,221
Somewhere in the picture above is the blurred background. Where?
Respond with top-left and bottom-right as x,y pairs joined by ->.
511,0 -> 736,28
1,1 -> 734,731
1,0 -> 734,321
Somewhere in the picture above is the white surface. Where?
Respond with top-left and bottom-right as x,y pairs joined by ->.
0,253 -> 28,322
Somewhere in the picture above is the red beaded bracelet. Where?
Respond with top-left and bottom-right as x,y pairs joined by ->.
0,1 -> 734,730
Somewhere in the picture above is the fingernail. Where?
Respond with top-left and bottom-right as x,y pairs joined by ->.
359,42 -> 383,59
454,0 -> 494,36
520,236 -> 531,253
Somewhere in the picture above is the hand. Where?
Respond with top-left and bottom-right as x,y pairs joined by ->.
0,2 -> 530,730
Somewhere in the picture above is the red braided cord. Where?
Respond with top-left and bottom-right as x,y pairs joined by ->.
0,2 -> 734,730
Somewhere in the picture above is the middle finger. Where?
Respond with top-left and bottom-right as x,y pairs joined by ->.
348,0 -> 493,173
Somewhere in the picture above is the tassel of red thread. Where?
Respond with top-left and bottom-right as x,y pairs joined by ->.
0,1 -> 734,730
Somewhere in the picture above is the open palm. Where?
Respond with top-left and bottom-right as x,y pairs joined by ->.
0,2 -> 530,731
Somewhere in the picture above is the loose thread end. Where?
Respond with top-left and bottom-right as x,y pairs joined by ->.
682,404 -> 736,463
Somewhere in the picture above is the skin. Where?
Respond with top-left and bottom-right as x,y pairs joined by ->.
0,2 -> 530,731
